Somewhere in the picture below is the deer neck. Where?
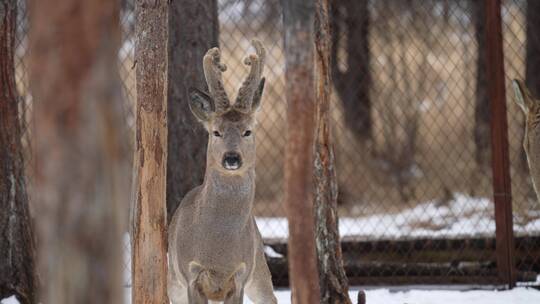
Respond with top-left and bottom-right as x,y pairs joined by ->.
199,164 -> 255,222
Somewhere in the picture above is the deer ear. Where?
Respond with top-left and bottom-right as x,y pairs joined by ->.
188,88 -> 215,122
513,79 -> 535,113
251,77 -> 265,112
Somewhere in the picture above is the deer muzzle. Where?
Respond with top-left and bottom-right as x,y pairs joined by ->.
222,152 -> 242,170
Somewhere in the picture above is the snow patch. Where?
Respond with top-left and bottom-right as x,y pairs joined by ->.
256,193 -> 540,240
0,296 -> 19,304
121,286 -> 540,304
264,245 -> 283,258
253,287 -> 540,304
357,287 -> 540,304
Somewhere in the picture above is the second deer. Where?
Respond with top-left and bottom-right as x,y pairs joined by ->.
513,79 -> 540,202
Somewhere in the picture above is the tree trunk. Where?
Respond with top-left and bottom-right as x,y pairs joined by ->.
330,0 -> 371,141
473,0 -> 490,169
283,0 -> 321,303
28,0 -> 129,302
0,1 -> 36,302
313,0 -> 352,303
131,1 -> 168,303
167,0 -> 218,223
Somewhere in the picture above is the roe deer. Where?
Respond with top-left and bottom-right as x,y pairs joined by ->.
168,40 -> 277,304
513,79 -> 540,202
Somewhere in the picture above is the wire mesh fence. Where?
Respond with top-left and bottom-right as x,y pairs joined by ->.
14,0 -> 540,287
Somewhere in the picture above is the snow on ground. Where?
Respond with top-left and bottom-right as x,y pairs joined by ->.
115,287 -> 540,304
343,287 -> 540,304
4,287 -> 540,304
256,193 -> 540,240
264,244 -> 284,258
0,297 -> 18,304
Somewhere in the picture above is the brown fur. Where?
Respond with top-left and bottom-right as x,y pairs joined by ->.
195,269 -> 236,301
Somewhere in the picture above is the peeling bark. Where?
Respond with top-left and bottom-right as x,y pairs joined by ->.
28,0 -> 128,302
167,0 -> 218,223
131,1 -> 168,303
314,0 -> 352,303
0,1 -> 36,302
283,0 -> 321,303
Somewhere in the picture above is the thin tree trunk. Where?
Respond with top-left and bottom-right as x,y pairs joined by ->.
28,0 -> 129,302
131,1 -> 168,303
330,0 -> 371,141
167,0 -> 218,223
0,1 -> 36,302
473,0 -> 490,169
313,0 -> 351,303
283,0 -> 321,303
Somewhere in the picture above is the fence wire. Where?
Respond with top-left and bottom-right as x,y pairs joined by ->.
14,0 -> 540,287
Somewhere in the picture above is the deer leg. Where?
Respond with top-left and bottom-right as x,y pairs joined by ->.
168,261 -> 188,304
188,284 -> 208,304
244,246 -> 277,304
224,288 -> 244,304
167,274 -> 188,304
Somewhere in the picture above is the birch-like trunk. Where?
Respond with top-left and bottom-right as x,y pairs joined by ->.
131,1 -> 168,303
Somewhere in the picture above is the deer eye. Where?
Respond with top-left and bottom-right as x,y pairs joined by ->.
243,130 -> 252,137
213,131 -> 222,137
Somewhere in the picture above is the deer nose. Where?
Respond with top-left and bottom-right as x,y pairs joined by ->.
222,152 -> 242,170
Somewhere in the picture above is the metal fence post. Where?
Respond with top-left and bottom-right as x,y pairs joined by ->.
484,0 -> 516,288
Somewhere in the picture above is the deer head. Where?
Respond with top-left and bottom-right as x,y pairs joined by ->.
188,40 -> 266,174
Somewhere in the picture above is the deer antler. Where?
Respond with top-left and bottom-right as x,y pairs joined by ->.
234,39 -> 266,113
203,47 -> 230,113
